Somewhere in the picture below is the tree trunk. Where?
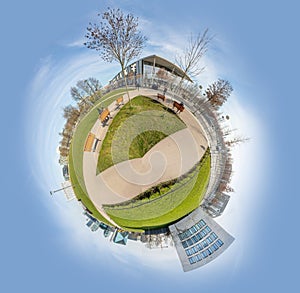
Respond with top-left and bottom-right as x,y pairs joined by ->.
121,66 -> 132,107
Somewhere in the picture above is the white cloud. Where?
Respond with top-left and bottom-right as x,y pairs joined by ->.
25,20 -> 269,277
25,52 -> 119,193
65,37 -> 86,48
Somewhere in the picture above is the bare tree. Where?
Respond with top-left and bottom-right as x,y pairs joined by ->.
221,126 -> 237,137
156,68 -> 168,80
175,29 -> 212,84
84,7 -> 147,105
206,79 -> 233,109
76,80 -> 94,96
226,135 -> 250,147
70,86 -> 84,102
87,77 -> 102,92
86,77 -> 102,102
71,77 -> 102,105
63,105 -> 79,120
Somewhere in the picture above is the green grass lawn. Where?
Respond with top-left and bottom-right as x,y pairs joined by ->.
129,130 -> 167,158
69,144 -> 112,225
69,88 -> 132,226
97,96 -> 186,173
103,149 -> 211,230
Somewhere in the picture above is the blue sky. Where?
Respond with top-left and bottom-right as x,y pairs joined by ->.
0,0 -> 299,292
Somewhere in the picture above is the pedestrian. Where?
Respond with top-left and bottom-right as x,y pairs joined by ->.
163,87 -> 167,95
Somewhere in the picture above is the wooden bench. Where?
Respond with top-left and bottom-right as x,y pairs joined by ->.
115,96 -> 124,107
173,101 -> 184,113
157,93 -> 166,102
84,133 -> 95,152
99,108 -> 110,125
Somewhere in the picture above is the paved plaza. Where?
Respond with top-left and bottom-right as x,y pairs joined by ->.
82,89 -> 208,211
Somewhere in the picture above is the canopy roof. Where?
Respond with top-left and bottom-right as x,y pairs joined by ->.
110,54 -> 193,83
142,55 -> 193,82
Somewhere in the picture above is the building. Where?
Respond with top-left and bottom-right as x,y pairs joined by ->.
109,55 -> 193,88
113,231 -> 129,245
61,181 -> 75,201
169,207 -> 234,272
202,192 -> 231,218
62,165 -> 69,181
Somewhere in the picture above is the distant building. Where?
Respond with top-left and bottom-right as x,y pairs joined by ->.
103,229 -> 111,238
86,219 -> 94,228
113,231 -> 129,245
61,181 -> 75,201
83,210 -> 100,232
202,192 -> 231,218
83,210 -> 96,221
90,222 -> 100,232
128,232 -> 140,241
169,207 -> 234,272
62,165 -> 69,181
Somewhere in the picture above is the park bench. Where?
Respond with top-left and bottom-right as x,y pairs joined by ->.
115,96 -> 124,108
92,138 -> 100,152
84,133 -> 95,152
173,101 -> 185,113
99,108 -> 110,125
157,93 -> 166,102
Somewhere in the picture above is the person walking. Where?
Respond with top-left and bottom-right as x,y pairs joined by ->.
163,87 -> 167,95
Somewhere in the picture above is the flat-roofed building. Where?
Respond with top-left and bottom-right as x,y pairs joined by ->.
169,207 -> 234,272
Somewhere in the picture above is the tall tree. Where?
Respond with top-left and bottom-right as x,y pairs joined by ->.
175,29 -> 212,83
206,79 -> 233,109
84,7 -> 147,105
63,105 -> 79,120
70,86 -> 84,102
226,135 -> 250,147
85,77 -> 103,101
76,80 -> 94,96
87,77 -> 102,92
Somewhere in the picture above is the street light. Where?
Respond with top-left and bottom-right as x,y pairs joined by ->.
50,184 -> 75,196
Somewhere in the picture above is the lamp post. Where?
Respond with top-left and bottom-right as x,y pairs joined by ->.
50,184 -> 75,196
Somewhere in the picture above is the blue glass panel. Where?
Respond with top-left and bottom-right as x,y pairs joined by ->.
205,226 -> 212,233
197,243 -> 203,251
213,243 -> 219,250
187,239 -> 193,246
217,239 -> 224,246
192,235 -> 198,243
196,254 -> 202,262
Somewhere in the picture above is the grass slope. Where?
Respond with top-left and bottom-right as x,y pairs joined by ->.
69,144 -> 111,225
129,130 -> 167,158
97,96 -> 186,173
104,150 -> 211,230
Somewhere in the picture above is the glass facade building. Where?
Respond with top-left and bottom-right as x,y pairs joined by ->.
169,207 -> 234,272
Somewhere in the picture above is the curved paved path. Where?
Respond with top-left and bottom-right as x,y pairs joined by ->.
83,89 -> 208,211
